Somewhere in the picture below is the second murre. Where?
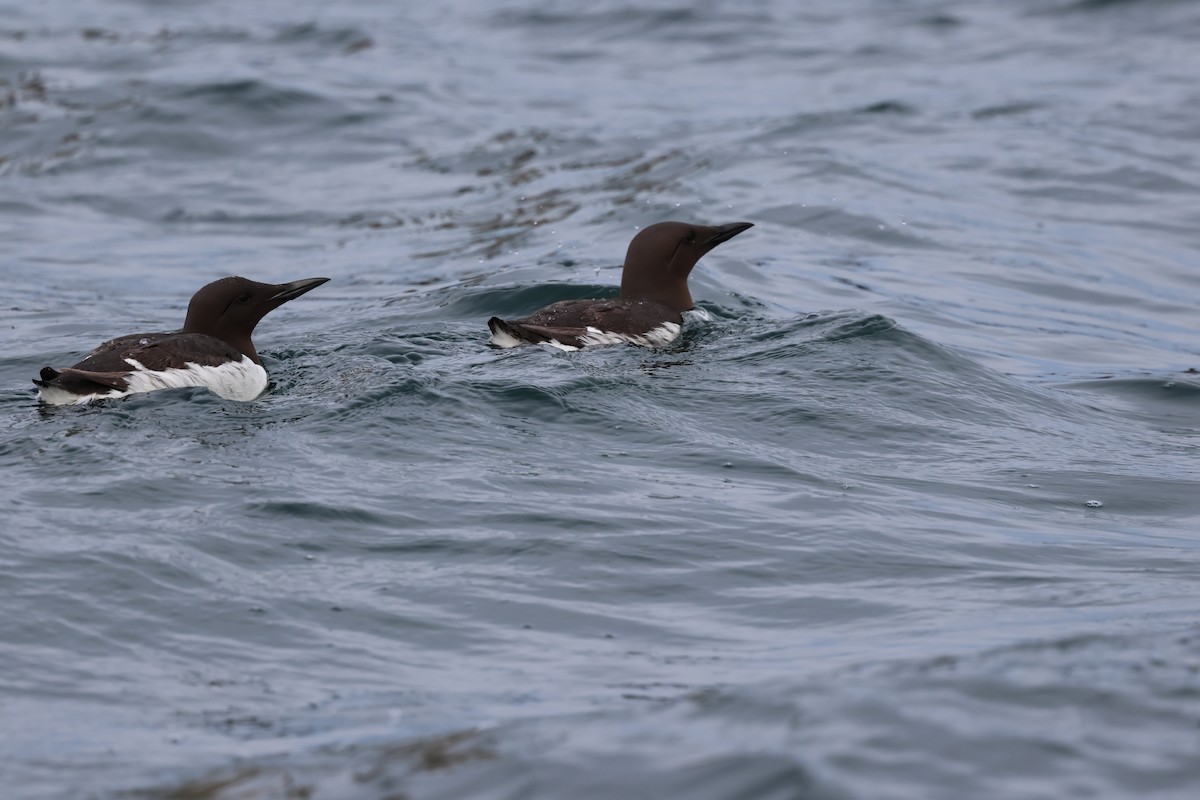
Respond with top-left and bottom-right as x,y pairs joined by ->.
488,220 -> 753,351
33,275 -> 329,405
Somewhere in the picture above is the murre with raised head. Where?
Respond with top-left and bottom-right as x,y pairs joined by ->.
34,275 -> 329,405
488,220 -> 753,351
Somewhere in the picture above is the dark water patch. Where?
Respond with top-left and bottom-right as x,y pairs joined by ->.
920,13 -> 966,30
146,626 -> 1200,799
696,293 -> 771,318
106,106 -> 240,157
307,370 -> 434,417
971,100 -> 1045,119
244,500 -> 395,527
272,22 -> 375,55
69,25 -> 257,48
1052,0 -> 1192,13
858,100 -> 916,116
358,533 -> 580,562
413,127 -> 609,185
753,102 -> 925,142
1012,178 -> 1190,206
422,127 -> 559,178
160,206 -> 332,228
0,197 -> 43,217
1078,165 -> 1198,193
774,204 -> 948,249
1055,377 -> 1200,433
173,78 -> 334,120
138,730 -> 497,800
601,149 -> 715,204
491,6 -> 773,45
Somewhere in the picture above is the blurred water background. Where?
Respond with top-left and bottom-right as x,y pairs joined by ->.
2,0 -> 1200,797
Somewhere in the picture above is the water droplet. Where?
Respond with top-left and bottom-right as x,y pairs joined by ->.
1085,500 -> 1103,508
1027,484 -> 1040,488
304,554 -> 315,560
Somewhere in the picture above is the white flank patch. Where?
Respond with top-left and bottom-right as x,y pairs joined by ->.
542,321 -> 681,350
637,321 -> 684,347
489,325 -> 525,349
490,321 -> 682,352
574,322 -> 682,349
38,355 -> 268,406
35,385 -> 106,406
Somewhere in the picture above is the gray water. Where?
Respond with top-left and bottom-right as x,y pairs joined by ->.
3,1 -> 1200,798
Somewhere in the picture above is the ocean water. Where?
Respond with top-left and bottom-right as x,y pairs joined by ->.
3,0 -> 1200,798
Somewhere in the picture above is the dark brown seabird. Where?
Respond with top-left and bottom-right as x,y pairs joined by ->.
33,275 -> 329,405
488,220 -> 753,350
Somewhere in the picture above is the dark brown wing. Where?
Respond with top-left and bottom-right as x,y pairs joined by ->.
33,367 -> 130,394
519,299 -> 678,330
36,332 -> 246,394
69,333 -> 243,372
488,317 -> 589,348
490,298 -> 681,347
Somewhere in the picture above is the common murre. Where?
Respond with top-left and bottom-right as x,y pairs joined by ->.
488,220 -> 753,351
33,275 -> 329,405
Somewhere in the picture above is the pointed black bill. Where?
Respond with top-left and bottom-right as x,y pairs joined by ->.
705,222 -> 754,246
269,277 -> 330,304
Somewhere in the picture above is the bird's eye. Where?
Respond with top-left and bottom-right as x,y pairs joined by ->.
237,293 -> 251,303
686,231 -> 697,244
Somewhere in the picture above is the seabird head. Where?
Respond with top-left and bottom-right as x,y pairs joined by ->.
619,220 -> 753,313
182,275 -> 330,363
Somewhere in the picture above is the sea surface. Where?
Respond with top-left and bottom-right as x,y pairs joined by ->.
2,0 -> 1200,798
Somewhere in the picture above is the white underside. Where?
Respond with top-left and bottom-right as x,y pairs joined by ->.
38,355 -> 268,406
491,321 -> 683,351
488,325 -> 525,349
